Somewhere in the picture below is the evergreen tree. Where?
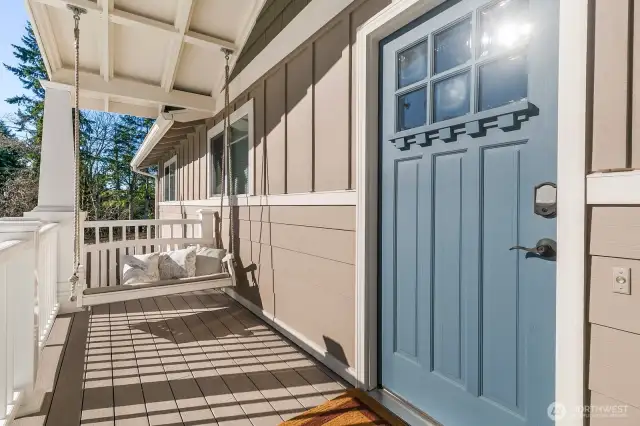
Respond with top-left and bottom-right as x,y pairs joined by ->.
2,21 -> 155,220
0,120 -> 22,185
109,115 -> 154,219
3,23 -> 47,145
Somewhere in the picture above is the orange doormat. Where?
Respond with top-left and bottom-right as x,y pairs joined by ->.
280,389 -> 407,426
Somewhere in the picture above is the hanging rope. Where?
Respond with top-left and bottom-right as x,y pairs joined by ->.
67,5 -> 86,302
220,48 -> 234,256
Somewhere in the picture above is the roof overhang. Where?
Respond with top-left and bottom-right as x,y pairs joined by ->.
132,115 -> 206,169
26,0 -> 265,120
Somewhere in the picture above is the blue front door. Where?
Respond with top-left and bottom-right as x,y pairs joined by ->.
380,0 -> 558,425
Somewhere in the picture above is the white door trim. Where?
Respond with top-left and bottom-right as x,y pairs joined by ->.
354,2 -> 588,426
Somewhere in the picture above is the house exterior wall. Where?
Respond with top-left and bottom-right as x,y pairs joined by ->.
588,1 -> 640,423
230,0 -> 312,80
156,0 -> 391,372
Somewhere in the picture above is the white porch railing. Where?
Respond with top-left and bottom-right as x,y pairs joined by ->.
0,211 -> 215,423
82,211 -> 214,289
0,220 -> 60,424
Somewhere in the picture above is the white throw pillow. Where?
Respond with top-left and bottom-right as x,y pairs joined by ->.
159,246 -> 197,280
121,252 -> 160,285
195,247 -> 227,276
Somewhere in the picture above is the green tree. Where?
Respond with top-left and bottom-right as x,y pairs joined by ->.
0,120 -> 23,185
108,115 -> 154,219
2,21 -> 155,220
3,23 -> 47,146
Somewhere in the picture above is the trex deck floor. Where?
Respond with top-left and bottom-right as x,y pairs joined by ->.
14,289 -> 347,426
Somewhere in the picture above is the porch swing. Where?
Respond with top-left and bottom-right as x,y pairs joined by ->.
65,6 -> 237,308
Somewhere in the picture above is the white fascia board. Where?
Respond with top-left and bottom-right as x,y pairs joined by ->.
131,116 -> 174,169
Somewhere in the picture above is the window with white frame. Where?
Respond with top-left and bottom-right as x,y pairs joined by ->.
209,99 -> 254,197
163,156 -> 177,201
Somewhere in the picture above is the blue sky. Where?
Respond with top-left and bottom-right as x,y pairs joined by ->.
0,2 -> 29,124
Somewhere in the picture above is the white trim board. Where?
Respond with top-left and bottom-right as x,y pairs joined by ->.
222,287 -> 357,386
587,171 -> 640,204
354,2 -> 587,426
159,190 -> 357,207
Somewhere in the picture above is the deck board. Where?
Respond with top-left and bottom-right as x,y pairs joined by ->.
45,311 -> 89,426
14,290 -> 348,426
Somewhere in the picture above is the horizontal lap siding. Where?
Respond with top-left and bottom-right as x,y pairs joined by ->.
589,207 -> 640,417
158,203 -> 356,366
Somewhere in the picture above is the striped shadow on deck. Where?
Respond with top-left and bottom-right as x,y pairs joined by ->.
14,290 -> 347,426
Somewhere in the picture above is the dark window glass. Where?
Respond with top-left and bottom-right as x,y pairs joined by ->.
478,55 -> 528,111
397,88 -> 427,131
210,135 -> 224,195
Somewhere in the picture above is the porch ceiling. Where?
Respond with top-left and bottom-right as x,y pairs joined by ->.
26,0 -> 264,121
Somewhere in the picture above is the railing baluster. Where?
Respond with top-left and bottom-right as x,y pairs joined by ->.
0,262 -> 8,419
100,248 -> 107,287
5,256 -> 14,410
109,227 -> 116,286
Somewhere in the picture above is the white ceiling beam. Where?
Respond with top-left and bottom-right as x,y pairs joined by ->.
98,0 -> 113,82
183,31 -> 236,52
31,0 -> 236,52
161,0 -> 195,93
51,68 -> 216,112
109,9 -> 178,34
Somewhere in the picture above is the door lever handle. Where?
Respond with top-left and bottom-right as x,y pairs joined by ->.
510,238 -> 556,258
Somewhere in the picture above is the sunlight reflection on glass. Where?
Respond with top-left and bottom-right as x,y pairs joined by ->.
478,0 -> 530,57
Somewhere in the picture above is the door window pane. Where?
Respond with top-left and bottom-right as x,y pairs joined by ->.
478,0 -> 531,58
434,18 -> 472,75
433,72 -> 471,122
210,134 -> 224,195
398,40 -> 429,88
478,55 -> 528,111
397,88 -> 427,131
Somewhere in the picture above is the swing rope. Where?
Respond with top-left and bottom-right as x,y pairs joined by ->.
67,5 -> 86,302
220,48 -> 235,256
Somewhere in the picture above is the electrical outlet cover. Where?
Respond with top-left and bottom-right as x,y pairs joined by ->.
612,267 -> 631,295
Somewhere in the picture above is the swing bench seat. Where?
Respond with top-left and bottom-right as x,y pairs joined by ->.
76,241 -> 237,307
81,271 -> 233,306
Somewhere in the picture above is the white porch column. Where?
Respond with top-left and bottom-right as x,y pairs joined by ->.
33,81 -> 75,211
24,80 -> 81,313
